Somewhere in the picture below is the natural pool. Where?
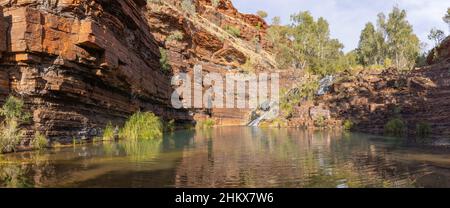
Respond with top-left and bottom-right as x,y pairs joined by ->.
1,127 -> 450,188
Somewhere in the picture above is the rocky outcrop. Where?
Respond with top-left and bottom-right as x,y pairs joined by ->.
427,36 -> 450,65
289,62 -> 450,139
146,0 -> 279,126
0,0 -> 192,142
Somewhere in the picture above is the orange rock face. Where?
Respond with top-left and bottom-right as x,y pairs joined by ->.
146,0 -> 278,126
0,0 -> 192,142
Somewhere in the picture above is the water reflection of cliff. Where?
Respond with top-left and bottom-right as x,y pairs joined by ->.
2,128 -> 450,187
173,128 -> 439,188
0,131 -> 195,187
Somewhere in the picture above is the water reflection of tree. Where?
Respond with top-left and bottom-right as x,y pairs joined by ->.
173,128 -> 428,188
0,131 -> 196,187
0,152 -> 55,188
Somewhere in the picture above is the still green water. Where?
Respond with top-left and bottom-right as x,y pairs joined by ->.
1,127 -> 450,188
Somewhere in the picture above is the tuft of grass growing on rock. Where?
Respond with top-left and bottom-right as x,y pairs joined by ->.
196,119 -> 215,129
181,0 -> 196,15
31,132 -> 48,150
119,112 -> 163,140
159,47 -> 171,74
166,31 -> 184,42
314,116 -> 327,128
343,119 -> 354,131
384,117 -> 405,137
0,96 -> 30,153
102,122 -> 115,141
223,25 -> 241,37
416,122 -> 431,138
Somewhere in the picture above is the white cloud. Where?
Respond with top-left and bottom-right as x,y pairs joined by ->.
231,0 -> 449,52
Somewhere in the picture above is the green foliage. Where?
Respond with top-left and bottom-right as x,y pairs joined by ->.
119,112 -> 163,141
159,47 -> 171,74
240,58 -> 255,73
271,16 -> 281,26
256,10 -> 268,19
260,118 -> 287,128
428,28 -> 445,48
166,31 -> 184,42
211,0 -> 220,8
196,119 -> 215,129
357,7 -> 420,70
280,76 -> 319,118
443,8 -> 450,31
0,119 -> 20,153
0,96 -> 30,153
0,96 -> 30,122
102,122 -> 115,141
357,22 -> 385,66
31,132 -> 48,150
181,0 -> 196,15
384,117 -> 405,137
267,11 -> 346,75
314,116 -> 326,128
416,122 -> 431,138
223,25 -> 241,37
343,120 -> 354,131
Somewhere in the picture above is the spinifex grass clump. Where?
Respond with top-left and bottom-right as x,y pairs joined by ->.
0,96 -> 31,153
119,112 -> 163,140
196,118 -> 215,129
102,122 -> 115,141
416,122 -> 431,138
384,117 -> 405,137
31,132 -> 48,150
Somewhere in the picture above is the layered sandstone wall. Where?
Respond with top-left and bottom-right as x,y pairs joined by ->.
0,0 -> 192,142
146,0 -> 281,126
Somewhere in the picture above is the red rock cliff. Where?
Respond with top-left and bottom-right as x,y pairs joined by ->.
146,0 -> 281,126
0,0 -> 192,142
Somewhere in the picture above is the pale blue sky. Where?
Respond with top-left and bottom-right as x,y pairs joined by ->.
231,0 -> 449,52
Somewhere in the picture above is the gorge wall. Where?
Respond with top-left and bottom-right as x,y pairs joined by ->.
0,0 -> 193,143
146,0 -> 287,126
0,0 -> 286,142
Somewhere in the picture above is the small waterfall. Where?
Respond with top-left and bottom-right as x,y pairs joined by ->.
248,101 -> 279,127
247,76 -> 333,127
317,75 -> 334,95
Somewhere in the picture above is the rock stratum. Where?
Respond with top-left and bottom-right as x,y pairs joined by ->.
0,0 -> 193,142
289,39 -> 450,141
0,0 -> 283,142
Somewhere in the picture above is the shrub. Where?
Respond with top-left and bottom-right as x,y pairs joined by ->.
119,112 -> 163,140
384,117 -> 405,136
0,119 -> 21,153
181,0 -> 196,15
314,116 -> 326,128
223,25 -> 241,37
343,119 -> 354,131
159,47 -> 171,74
416,122 -> 431,138
240,58 -> 254,73
211,0 -> 220,8
166,31 -> 184,42
0,96 -> 30,153
0,96 -> 30,121
196,119 -> 215,129
31,132 -> 48,150
256,10 -> 268,19
102,122 -> 115,141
